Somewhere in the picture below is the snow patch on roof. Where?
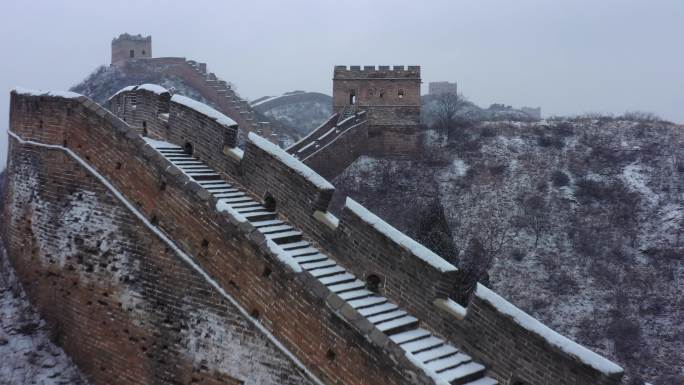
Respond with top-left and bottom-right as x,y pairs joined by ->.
171,94 -> 237,127
344,198 -> 457,273
13,87 -> 82,99
248,132 -> 334,191
475,284 -> 623,375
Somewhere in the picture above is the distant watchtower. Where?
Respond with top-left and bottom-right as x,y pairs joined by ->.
333,65 -> 422,155
111,33 -> 152,66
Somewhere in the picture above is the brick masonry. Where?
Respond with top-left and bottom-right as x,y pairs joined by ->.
3,89 -> 624,385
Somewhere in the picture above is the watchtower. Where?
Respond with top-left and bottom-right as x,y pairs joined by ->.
332,65 -> 422,156
332,65 -> 421,127
111,33 -> 152,66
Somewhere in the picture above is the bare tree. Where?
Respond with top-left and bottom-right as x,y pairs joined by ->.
518,193 -> 550,248
435,92 -> 460,139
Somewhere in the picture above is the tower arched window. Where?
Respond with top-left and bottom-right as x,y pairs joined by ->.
129,49 -> 134,58
349,90 -> 356,105
398,89 -> 405,99
142,49 -> 146,55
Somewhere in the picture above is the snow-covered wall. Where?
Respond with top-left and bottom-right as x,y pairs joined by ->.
3,89 -> 625,385
3,90 -> 431,385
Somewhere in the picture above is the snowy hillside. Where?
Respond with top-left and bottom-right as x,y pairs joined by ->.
332,118 -> 683,385
70,65 -> 299,145
251,91 -> 332,137
0,243 -> 90,385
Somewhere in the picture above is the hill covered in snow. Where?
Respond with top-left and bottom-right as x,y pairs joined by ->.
251,91 -> 332,137
331,117 -> 683,385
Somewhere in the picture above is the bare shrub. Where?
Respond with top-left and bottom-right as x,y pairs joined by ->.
621,110 -> 661,122
551,170 -> 570,187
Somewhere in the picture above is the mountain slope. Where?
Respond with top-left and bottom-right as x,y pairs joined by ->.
70,64 -> 299,145
332,118 -> 683,385
251,91 -> 332,137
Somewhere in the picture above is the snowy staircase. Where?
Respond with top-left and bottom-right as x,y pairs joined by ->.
337,105 -> 356,124
146,138 -> 498,385
185,60 -> 264,134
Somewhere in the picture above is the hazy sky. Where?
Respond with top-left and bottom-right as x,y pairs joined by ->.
1,0 -> 683,168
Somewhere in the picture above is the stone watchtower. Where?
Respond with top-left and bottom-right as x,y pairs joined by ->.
333,65 -> 422,156
111,33 -> 152,66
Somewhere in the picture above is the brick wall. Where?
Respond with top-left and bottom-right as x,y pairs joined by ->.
4,91 -> 426,385
108,87 -> 170,139
3,141 -> 311,385
303,121 -> 369,181
4,89 -> 624,385
431,290 -> 624,385
99,88 -> 623,385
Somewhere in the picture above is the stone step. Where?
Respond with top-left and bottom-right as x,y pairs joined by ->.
413,344 -> 459,363
357,302 -> 399,317
375,315 -> 419,335
309,266 -> 347,278
266,230 -> 303,244
286,247 -> 319,257
279,240 -> 310,250
390,328 -> 431,345
191,174 -> 222,181
440,362 -> 486,385
293,254 -> 328,264
213,192 -> 246,199
401,336 -> 444,354
258,224 -> 294,234
230,201 -> 263,209
337,289 -> 373,301
327,280 -> 365,294
244,211 -> 278,222
198,181 -> 231,188
319,273 -> 356,286
205,187 -> 239,193
174,161 -> 204,166
219,196 -> 253,204
348,296 -> 387,309
426,352 -> 471,373
251,219 -> 283,228
367,309 -> 407,324
236,205 -> 267,214
300,259 -> 337,270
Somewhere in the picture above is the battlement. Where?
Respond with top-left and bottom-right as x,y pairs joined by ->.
5,88 -> 624,385
333,65 -> 420,79
112,33 -> 151,43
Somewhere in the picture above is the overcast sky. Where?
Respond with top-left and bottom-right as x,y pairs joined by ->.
1,0 -> 683,168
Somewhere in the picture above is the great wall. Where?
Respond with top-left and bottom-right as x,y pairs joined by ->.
0,34 -> 626,385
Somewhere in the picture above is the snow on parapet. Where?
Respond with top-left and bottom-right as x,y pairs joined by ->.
344,198 -> 457,273
109,85 -> 136,100
171,94 -> 237,127
137,83 -> 169,95
110,84 -> 170,99
12,87 -> 82,100
474,284 -> 624,375
248,132 -> 334,191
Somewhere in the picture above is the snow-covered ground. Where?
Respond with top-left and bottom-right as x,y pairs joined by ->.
0,244 -> 89,385
333,118 -> 684,385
